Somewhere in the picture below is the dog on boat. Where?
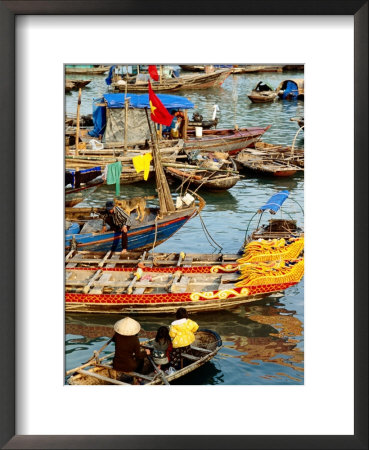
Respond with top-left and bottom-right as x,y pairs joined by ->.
114,196 -> 155,222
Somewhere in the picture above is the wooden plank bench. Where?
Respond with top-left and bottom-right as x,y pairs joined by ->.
170,275 -> 189,293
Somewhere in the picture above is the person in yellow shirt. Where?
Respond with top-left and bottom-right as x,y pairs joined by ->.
169,307 -> 199,370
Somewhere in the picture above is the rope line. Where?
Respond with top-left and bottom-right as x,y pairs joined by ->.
198,211 -> 223,251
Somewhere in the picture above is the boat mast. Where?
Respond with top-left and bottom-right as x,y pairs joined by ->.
124,73 -> 129,154
144,108 -> 175,216
75,88 -> 82,155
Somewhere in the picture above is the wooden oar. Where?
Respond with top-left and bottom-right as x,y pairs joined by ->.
147,355 -> 170,385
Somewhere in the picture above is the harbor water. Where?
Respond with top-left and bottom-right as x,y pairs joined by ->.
65,69 -> 304,385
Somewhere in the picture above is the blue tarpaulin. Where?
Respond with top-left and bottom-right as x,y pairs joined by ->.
88,93 -> 194,138
103,93 -> 194,109
105,65 -> 116,85
88,98 -> 107,138
259,190 -> 290,213
282,80 -> 298,100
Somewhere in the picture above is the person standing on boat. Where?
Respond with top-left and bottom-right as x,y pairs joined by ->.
169,308 -> 199,370
112,317 -> 150,374
102,200 -> 132,254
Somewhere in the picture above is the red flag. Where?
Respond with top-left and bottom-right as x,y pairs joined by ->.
148,81 -> 174,127
148,65 -> 159,81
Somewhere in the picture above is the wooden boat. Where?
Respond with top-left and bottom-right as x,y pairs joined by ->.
253,141 -> 304,168
250,219 -> 304,242
65,193 -> 204,253
165,157 -> 240,191
235,141 -> 304,176
65,248 -> 304,314
236,151 -> 303,177
65,65 -> 110,75
66,329 -> 222,385
183,126 -> 271,156
244,190 -> 304,243
65,81 -> 74,93
65,141 -> 183,185
166,166 -> 240,191
276,79 -> 304,100
179,65 -> 205,72
290,117 -> 304,129
65,79 -> 92,90
111,69 -> 232,93
179,65 -> 233,73
236,65 -> 283,73
247,81 -> 278,103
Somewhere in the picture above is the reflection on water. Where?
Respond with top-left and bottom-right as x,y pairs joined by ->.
65,67 -> 304,384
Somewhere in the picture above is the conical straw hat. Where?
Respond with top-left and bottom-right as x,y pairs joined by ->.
114,317 -> 141,336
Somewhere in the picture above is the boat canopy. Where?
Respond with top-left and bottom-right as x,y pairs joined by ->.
254,81 -> 274,92
258,190 -> 289,214
103,93 -> 194,109
89,93 -> 194,138
276,79 -> 304,99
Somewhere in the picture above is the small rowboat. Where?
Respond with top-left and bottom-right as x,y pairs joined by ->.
65,247 -> 304,314
235,141 -> 304,176
65,79 -> 92,90
166,166 -> 240,191
165,157 -> 240,191
66,329 -> 222,385
236,152 -> 303,177
247,81 -> 277,103
245,190 -> 304,243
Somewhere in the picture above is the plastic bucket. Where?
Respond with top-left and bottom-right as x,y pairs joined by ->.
195,126 -> 203,138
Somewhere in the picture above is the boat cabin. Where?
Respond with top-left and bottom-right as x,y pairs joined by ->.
87,93 -> 194,145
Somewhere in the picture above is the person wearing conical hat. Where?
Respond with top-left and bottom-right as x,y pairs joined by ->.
112,317 -> 149,373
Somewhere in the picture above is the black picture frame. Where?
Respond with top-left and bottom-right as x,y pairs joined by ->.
0,1 -> 367,449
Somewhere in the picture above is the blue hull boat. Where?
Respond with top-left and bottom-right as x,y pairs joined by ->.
65,201 -> 203,252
